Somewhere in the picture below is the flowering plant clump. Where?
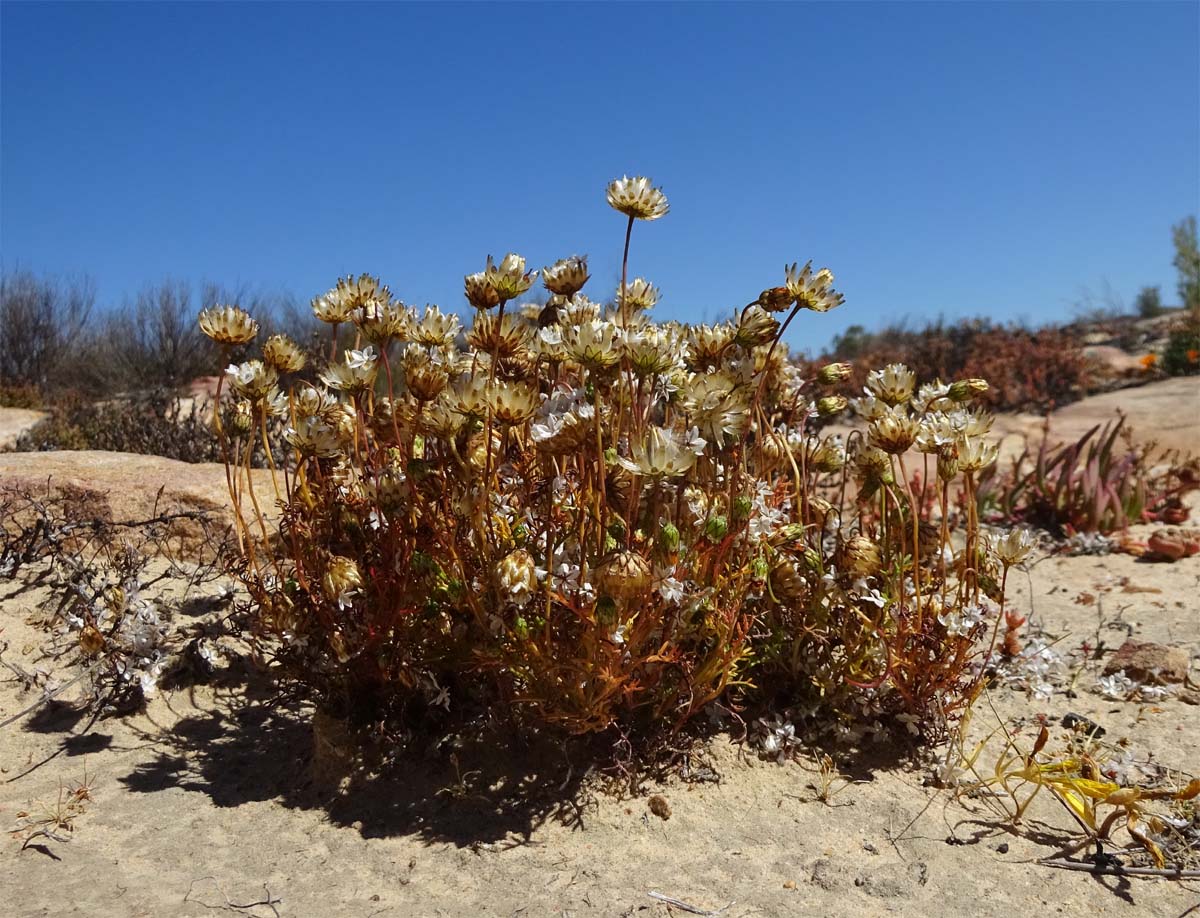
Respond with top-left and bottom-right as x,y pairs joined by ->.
201,177 -> 1020,743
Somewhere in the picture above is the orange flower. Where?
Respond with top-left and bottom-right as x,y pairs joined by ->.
1139,353 -> 1158,370
1187,349 -> 1200,364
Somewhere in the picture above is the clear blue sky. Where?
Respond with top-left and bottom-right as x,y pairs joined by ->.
2,1 -> 1197,353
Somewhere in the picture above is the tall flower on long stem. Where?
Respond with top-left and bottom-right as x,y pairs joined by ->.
607,176 -> 668,330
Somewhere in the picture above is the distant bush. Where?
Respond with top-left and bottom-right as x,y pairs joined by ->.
822,319 -> 1088,412
1134,286 -> 1165,319
11,390 -> 286,468
1162,309 -> 1200,376
14,391 -> 221,461
0,270 -> 94,391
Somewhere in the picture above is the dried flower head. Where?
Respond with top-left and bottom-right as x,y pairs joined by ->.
597,549 -> 652,600
285,416 -> 342,458
464,271 -> 502,310
495,549 -> 538,606
866,364 -> 916,407
618,277 -> 660,312
411,305 -> 462,348
542,255 -> 590,298
561,319 -> 621,370
199,305 -> 258,346
488,381 -> 540,426
606,175 -> 669,221
957,436 -> 999,472
262,334 -> 307,373
467,310 -> 533,361
353,298 -> 408,345
618,425 -> 702,478
994,528 -> 1035,567
484,253 -> 537,301
402,346 -> 451,402
320,348 -> 379,394
785,261 -> 844,313
225,360 -> 278,401
322,556 -> 362,608
311,287 -> 354,324
869,408 -> 920,455
686,323 -> 735,368
734,305 -> 780,349
843,535 -> 881,577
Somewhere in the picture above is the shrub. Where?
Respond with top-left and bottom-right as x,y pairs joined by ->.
822,319 -> 1088,413
203,177 -> 1025,749
1162,309 -> 1200,376
0,270 -> 94,391
11,389 -> 286,468
1134,286 -> 1164,319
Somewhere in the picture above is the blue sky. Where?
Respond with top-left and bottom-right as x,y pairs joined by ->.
2,1 -> 1197,354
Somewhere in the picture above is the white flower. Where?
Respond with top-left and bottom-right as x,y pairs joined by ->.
1097,672 -> 1135,700
345,346 -> 377,370
657,576 -> 685,605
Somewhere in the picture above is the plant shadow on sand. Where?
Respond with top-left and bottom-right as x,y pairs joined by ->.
111,665 -> 918,851
115,665 -> 620,849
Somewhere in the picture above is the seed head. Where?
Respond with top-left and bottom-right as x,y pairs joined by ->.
844,535 -> 881,577
597,549 -> 652,601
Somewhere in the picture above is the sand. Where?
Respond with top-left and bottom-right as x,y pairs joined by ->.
1,381 -> 1198,918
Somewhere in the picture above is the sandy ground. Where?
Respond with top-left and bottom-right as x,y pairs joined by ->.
1,383 -> 1198,918
0,409 -> 47,451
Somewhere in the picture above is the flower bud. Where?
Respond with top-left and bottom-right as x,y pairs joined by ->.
731,495 -> 753,524
949,378 -> 989,403
657,521 -> 681,555
758,286 -> 794,312
750,556 -> 769,581
843,536 -> 881,576
597,550 -> 652,601
817,362 -> 852,385
704,515 -> 729,542
937,450 -> 959,482
817,396 -> 848,417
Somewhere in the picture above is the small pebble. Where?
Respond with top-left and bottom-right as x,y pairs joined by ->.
996,843 -> 1010,854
